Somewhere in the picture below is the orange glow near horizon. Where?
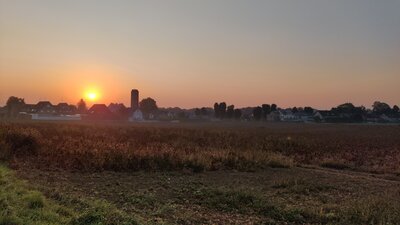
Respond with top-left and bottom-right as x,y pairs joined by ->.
86,92 -> 98,101
83,85 -> 102,103
1,1 -> 400,109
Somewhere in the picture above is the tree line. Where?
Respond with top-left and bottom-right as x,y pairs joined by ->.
2,96 -> 399,122
3,96 -> 159,119
213,102 -> 242,120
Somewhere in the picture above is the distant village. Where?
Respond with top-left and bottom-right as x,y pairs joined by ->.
0,89 -> 399,123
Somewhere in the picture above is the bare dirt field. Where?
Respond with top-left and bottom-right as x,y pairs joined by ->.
17,165 -> 400,224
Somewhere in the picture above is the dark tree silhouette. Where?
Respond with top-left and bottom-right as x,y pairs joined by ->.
261,104 -> 271,119
234,109 -> 242,120
334,103 -> 356,113
328,103 -> 366,122
271,104 -> 277,112
372,101 -> 391,115
200,107 -> 208,116
253,106 -> 263,121
6,96 -> 25,118
304,107 -> 314,114
219,102 -> 227,119
214,103 -> 219,118
140,97 -> 158,118
292,107 -> 298,113
77,99 -> 87,114
177,111 -> 186,119
226,105 -> 234,119
392,105 -> 399,114
194,108 -> 202,116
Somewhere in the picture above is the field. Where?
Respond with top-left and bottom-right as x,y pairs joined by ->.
1,121 -> 400,224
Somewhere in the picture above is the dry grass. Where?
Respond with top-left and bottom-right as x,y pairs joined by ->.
0,122 -> 400,173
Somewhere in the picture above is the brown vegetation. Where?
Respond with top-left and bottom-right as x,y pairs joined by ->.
1,122 -> 400,173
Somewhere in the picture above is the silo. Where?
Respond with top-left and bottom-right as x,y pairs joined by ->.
131,89 -> 139,111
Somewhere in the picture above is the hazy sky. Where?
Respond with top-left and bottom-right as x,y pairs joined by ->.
1,0 -> 399,109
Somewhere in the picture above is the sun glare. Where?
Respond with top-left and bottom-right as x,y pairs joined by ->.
86,92 -> 98,101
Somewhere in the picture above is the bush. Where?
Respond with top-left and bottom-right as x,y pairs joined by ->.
0,127 -> 40,160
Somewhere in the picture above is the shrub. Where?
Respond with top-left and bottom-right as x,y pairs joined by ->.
0,127 -> 40,160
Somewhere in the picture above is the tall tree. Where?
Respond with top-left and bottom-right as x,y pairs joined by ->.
261,104 -> 271,119
304,106 -> 314,114
219,102 -> 227,119
214,103 -> 220,118
194,108 -> 202,116
140,97 -> 158,118
226,105 -> 235,119
292,107 -> 298,114
234,109 -> 242,120
253,106 -> 263,121
200,107 -> 208,116
6,96 -> 25,118
271,104 -> 277,112
372,101 -> 391,115
393,105 -> 399,114
334,103 -> 356,114
77,99 -> 87,114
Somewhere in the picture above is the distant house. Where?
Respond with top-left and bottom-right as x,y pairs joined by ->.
36,101 -> 56,114
267,111 -> 280,121
87,104 -> 115,120
313,110 -> 363,123
108,103 -> 129,119
365,113 -> 381,123
167,111 -> 175,120
21,104 -> 37,113
380,114 -> 400,123
294,112 -> 314,122
279,110 -> 299,122
313,110 -> 339,122
56,103 -> 77,115
108,103 -> 127,113
30,114 -> 81,121
155,110 -> 174,121
130,109 -> 144,121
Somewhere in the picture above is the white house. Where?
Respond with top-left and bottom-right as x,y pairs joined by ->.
279,110 -> 297,121
30,113 -> 81,121
130,109 -> 144,121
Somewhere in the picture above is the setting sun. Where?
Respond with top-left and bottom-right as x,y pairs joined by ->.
86,92 -> 98,101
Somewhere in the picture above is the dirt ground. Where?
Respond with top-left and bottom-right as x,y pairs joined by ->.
16,166 -> 400,224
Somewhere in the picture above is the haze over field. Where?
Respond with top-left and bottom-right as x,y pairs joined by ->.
1,0 -> 399,109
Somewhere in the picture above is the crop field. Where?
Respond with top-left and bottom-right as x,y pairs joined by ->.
1,121 -> 400,224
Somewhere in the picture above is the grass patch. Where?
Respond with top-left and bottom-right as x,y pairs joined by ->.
70,201 -> 139,225
0,164 -> 71,225
192,187 -> 324,223
339,196 -> 400,225
0,164 -> 140,225
23,191 -> 45,209
272,178 -> 335,195
127,193 -> 158,209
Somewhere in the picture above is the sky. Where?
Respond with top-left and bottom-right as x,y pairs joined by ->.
1,0 -> 399,109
